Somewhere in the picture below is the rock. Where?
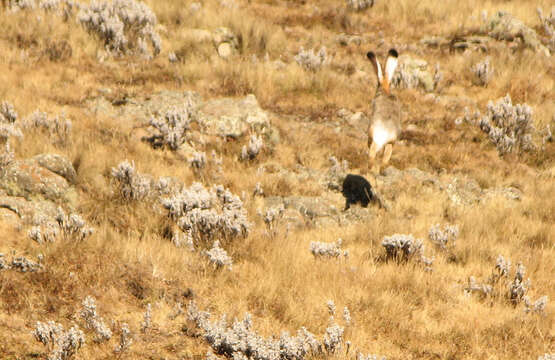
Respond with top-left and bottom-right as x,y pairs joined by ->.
445,178 -> 482,205
377,166 -> 521,205
32,154 -> 77,184
0,195 -> 59,225
485,11 -> 550,56
87,90 -> 202,127
264,194 -> 355,228
0,157 -> 72,201
217,42 -> 233,58
0,207 -> 20,227
483,186 -> 522,201
199,94 -> 274,139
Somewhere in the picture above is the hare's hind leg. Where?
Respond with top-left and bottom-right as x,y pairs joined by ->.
382,143 -> 393,167
368,142 -> 380,175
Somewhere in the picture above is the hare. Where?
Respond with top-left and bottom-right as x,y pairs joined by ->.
366,49 -> 401,174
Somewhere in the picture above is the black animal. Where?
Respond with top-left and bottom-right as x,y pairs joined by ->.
341,174 -> 376,210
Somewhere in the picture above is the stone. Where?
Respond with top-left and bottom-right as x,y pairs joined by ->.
199,94 -> 273,139
0,195 -> 59,225
217,42 -> 233,58
32,154 -> 77,184
485,11 -> 550,56
0,158 -> 71,201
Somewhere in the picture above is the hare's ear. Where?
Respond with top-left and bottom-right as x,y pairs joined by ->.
384,48 -> 398,84
367,51 -> 383,83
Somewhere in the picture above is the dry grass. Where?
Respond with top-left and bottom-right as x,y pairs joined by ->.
0,0 -> 553,359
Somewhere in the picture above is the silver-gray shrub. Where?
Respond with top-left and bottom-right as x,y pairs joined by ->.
466,256 -> 548,309
343,307 -> 351,326
0,101 -> 18,123
260,204 -> 284,233
22,110 -> 72,146
460,95 -> 536,155
382,234 -> 433,269
382,234 -> 423,261
189,151 -> 207,169
464,276 -> 493,297
508,263 -> 530,305
240,135 -> 264,161
168,51 -> 178,63
114,322 -> 133,353
524,295 -> 548,314
162,183 -> 250,244
253,182 -> 264,197
323,317 -> 344,353
0,254 -> 8,271
295,47 -> 331,72
78,0 -> 161,58
111,160 -> 152,200
0,143 -> 15,168
472,58 -> 493,87
0,101 -> 22,142
11,255 -> 44,272
538,354 -> 555,360
56,208 -> 94,241
79,296 -> 112,343
29,220 -> 60,244
172,231 -> 195,250
147,104 -> 197,150
357,354 -> 386,360
310,238 -> 348,259
346,0 -> 374,11
204,240 -> 233,270
28,209 -> 93,243
428,224 -> 459,250
141,303 -> 152,332
537,7 -> 554,52
187,301 -> 327,360
494,254 -> 511,279
433,63 -> 443,90
33,321 -> 85,360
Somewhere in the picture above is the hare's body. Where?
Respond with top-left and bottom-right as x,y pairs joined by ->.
366,49 -> 401,174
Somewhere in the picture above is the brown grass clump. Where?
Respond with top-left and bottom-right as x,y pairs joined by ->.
0,0 -> 553,359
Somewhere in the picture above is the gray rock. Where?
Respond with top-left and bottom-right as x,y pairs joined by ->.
32,154 -> 77,184
87,91 -> 278,144
0,195 -> 59,225
378,166 -> 522,205
0,157 -> 72,201
217,42 -> 233,58
485,11 -> 550,56
199,94 -> 273,139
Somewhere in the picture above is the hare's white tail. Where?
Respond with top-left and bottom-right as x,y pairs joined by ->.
372,122 -> 397,152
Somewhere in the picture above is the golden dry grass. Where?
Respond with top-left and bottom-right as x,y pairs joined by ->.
0,0 -> 554,359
